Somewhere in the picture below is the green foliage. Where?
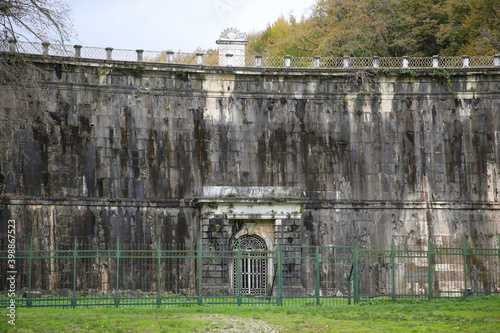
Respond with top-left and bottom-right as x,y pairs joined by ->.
176,71 -> 187,80
246,15 -> 313,57
431,68 -> 453,86
195,73 -> 206,81
254,75 -> 262,86
370,68 -> 392,77
397,69 -> 418,78
132,63 -> 145,78
208,202 -> 219,210
247,0 -> 500,57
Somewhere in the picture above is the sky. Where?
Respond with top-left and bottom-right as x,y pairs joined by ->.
65,0 -> 317,52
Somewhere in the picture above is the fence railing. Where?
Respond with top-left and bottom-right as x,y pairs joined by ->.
2,40 -> 500,70
0,236 -> 499,308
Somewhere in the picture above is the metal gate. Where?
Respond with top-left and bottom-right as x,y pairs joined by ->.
232,235 -> 267,295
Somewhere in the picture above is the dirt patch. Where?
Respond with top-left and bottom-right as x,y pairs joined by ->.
197,314 -> 280,333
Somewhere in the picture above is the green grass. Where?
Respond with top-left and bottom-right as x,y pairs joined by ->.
1,296 -> 499,332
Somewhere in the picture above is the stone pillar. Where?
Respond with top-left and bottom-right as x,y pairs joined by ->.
284,55 -> 291,68
462,55 -> 470,68
166,51 -> 174,63
216,28 -> 247,66
42,42 -> 50,56
402,56 -> 409,68
494,54 -> 500,67
373,56 -> 380,68
8,39 -> 16,53
74,45 -> 82,58
105,47 -> 113,60
136,49 -> 144,62
196,52 -> 204,65
225,53 -> 233,66
433,55 -> 439,68
314,56 -> 320,68
343,55 -> 350,68
255,54 -> 262,67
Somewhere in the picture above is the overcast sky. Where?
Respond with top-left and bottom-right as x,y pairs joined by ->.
66,0 -> 317,52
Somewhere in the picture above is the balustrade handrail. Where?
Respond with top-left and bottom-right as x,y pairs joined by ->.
2,40 -> 500,69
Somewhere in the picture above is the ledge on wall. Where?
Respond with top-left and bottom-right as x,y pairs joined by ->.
195,186 -> 305,220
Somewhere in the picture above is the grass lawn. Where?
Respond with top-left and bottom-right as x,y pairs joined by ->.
1,296 -> 499,332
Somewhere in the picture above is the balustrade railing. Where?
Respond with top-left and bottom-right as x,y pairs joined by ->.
2,40 -> 500,70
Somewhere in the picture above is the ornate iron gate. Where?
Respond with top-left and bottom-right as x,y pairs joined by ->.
232,235 -> 267,295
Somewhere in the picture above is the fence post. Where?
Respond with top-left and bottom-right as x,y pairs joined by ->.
494,54 -> 500,67
72,237 -> 77,308
74,45 -> 82,58
373,56 -> 380,68
136,49 -> 144,62
343,55 -> 350,68
255,55 -> 262,67
433,55 -> 440,68
197,238 -> 202,305
462,55 -> 470,68
427,238 -> 433,300
166,51 -> 174,63
314,56 -> 320,68
196,53 -> 204,65
284,55 -> 291,68
157,237 -> 161,307
391,239 -> 396,301
277,239 -> 283,306
402,56 -> 409,69
463,236 -> 468,298
8,39 -> 16,53
237,239 -> 242,306
27,237 -> 33,307
105,47 -> 113,60
42,42 -> 50,56
115,237 -> 120,307
353,240 -> 359,304
315,246 -> 320,305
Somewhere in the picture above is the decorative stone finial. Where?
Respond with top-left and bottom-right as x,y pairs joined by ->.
219,28 -> 246,40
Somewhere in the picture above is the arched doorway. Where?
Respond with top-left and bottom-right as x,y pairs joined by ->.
232,235 -> 267,295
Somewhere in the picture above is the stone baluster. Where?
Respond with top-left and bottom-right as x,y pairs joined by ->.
343,55 -> 350,68
136,49 -> 144,62
42,42 -> 50,56
314,56 -> 320,68
166,51 -> 174,63
284,55 -> 291,68
433,55 -> 439,68
9,39 -> 16,53
74,45 -> 82,58
196,53 -> 204,65
494,54 -> 500,67
105,47 -> 113,60
255,55 -> 262,67
402,56 -> 409,68
462,55 -> 470,68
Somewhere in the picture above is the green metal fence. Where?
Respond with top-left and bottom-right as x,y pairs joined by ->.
1,236 -> 499,308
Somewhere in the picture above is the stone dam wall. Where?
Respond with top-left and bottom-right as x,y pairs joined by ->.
0,54 -> 499,294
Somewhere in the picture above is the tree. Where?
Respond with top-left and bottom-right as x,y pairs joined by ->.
247,15 -> 313,57
0,0 -> 74,47
305,0 -> 398,57
0,1 -> 74,92
457,0 -> 500,55
245,0 -> 499,58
